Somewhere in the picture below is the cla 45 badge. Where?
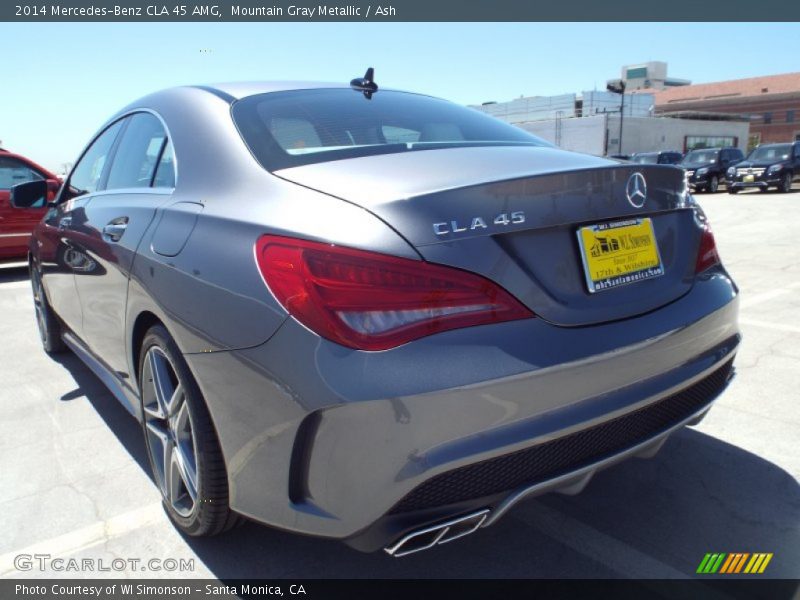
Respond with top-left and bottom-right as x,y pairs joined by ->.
433,211 -> 526,236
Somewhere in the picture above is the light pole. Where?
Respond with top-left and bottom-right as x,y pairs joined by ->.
606,79 -> 627,155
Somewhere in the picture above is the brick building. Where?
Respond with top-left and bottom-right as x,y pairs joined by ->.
649,72 -> 800,150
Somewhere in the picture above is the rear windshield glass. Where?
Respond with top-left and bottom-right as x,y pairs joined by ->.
631,154 -> 658,164
232,89 -> 550,170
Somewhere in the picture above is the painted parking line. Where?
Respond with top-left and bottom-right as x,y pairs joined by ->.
739,283 -> 800,309
0,281 -> 31,291
740,318 -> 800,335
0,262 -> 27,270
0,502 -> 164,577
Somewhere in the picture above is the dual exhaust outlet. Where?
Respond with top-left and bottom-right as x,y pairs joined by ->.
384,509 -> 490,557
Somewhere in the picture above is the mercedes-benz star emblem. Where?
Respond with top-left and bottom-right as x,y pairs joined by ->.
625,172 -> 647,208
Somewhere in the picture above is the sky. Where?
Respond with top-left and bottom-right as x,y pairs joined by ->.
2,22 -> 799,172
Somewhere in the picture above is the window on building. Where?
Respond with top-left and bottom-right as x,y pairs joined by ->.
626,67 -> 648,79
763,112 -> 772,125
787,110 -> 795,123
685,136 -> 737,151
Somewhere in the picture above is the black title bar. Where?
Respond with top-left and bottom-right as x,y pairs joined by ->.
4,579 -> 800,600
4,0 -> 800,21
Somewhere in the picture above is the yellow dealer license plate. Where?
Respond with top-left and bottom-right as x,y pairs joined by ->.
743,174 -> 755,183
577,218 -> 664,293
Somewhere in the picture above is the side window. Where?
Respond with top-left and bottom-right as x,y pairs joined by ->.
105,113 -> 167,190
0,157 -> 44,190
382,125 -> 421,144
152,140 -> 175,188
68,120 -> 125,198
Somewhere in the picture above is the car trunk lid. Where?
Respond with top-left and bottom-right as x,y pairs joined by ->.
274,146 -> 698,327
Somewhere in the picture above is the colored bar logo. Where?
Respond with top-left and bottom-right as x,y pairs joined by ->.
697,553 -> 773,574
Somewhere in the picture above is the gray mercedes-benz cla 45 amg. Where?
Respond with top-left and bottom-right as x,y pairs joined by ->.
12,76 -> 740,556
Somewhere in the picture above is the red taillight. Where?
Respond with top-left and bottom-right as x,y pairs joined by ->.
695,225 -> 721,273
255,235 -> 534,351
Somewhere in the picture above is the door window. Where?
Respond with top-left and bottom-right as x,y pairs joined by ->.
152,140 -> 175,188
68,120 -> 126,198
0,157 -> 44,190
105,113 -> 168,190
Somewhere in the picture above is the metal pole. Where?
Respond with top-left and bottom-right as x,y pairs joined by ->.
618,92 -> 625,155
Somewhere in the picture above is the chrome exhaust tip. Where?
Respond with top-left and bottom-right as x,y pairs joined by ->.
384,509 -> 489,557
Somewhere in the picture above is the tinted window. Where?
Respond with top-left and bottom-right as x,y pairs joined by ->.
0,157 -> 44,190
682,150 -> 719,165
153,140 -> 175,188
748,145 -> 791,162
632,154 -> 658,164
106,113 -> 167,190
232,89 -> 549,170
726,149 -> 742,161
69,120 -> 125,197
657,153 -> 681,164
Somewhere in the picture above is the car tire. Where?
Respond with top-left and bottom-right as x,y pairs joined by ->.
138,324 -> 242,536
780,173 -> 793,193
30,265 -> 66,354
709,176 -> 719,193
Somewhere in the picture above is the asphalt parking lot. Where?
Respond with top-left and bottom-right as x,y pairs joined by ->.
0,189 -> 798,580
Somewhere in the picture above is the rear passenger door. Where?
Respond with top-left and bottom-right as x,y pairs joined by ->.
70,112 -> 175,378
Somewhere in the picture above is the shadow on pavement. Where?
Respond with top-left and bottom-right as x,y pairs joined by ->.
186,428 -> 799,579
54,351 -> 152,478
0,264 -> 30,284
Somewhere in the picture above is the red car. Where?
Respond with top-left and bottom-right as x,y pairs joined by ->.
0,148 -> 61,261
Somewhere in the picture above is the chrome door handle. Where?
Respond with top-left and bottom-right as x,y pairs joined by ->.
102,217 -> 129,242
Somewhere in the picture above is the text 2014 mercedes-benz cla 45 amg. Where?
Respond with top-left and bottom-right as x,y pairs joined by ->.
11,76 -> 739,556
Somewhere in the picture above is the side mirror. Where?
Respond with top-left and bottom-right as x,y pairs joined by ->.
10,179 -> 49,209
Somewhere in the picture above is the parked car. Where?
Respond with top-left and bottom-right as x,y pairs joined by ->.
681,147 -> 744,194
0,148 -> 60,261
630,151 -> 683,165
726,142 -> 800,194
12,77 -> 740,556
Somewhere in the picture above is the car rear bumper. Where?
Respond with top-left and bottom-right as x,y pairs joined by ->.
727,177 -> 782,189
359,358 -> 733,555
184,270 -> 740,544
